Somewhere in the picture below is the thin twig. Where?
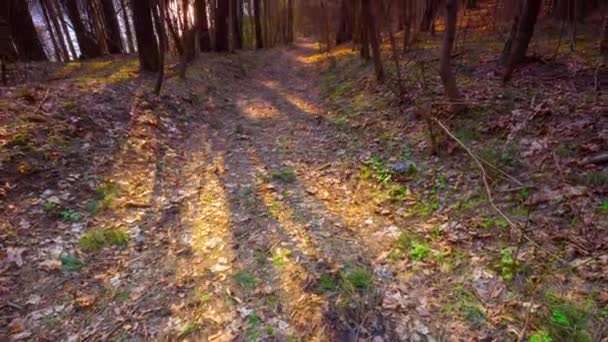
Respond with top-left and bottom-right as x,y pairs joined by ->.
431,117 -> 566,264
33,88 -> 50,115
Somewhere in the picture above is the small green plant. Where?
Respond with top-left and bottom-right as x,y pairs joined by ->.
500,247 -> 515,280
480,216 -> 509,230
271,168 -> 296,183
9,133 -> 31,146
266,326 -> 275,336
599,199 -> 608,214
520,185 -> 530,203
178,322 -> 201,339
462,302 -> 486,328
409,241 -> 431,261
60,255 -> 83,272
331,115 -> 348,126
362,156 -> 392,183
500,247 -> 515,281
79,226 -> 129,251
318,273 -> 337,292
544,294 -> 593,342
272,255 -> 285,266
386,184 -> 408,202
61,209 -> 81,222
234,271 -> 257,289
340,266 -> 372,291
89,181 -> 121,213
246,313 -> 263,342
529,330 -> 552,342
43,201 -> 60,213
411,196 -> 439,218
443,284 -> 486,329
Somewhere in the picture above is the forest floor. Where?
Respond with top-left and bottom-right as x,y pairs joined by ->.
1,35 -> 607,341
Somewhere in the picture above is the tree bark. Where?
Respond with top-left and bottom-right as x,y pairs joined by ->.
231,0 -> 243,49
195,0 -> 211,51
335,0 -> 352,45
54,0 -> 77,59
100,0 -> 124,54
500,0 -> 523,65
439,0 -> 461,102
421,0 -> 440,32
132,0 -> 159,71
503,0 -> 542,81
602,13 -> 608,64
215,0 -> 229,51
362,0 -> 384,82
41,0 -> 63,61
360,1 -> 370,60
152,0 -> 165,95
6,0 -> 47,61
287,0 -> 294,43
44,0 -> 70,61
253,0 -> 263,48
63,0 -> 102,58
120,0 -> 136,53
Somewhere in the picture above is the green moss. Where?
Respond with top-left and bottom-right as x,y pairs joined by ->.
271,168 -> 296,183
319,273 -> 337,292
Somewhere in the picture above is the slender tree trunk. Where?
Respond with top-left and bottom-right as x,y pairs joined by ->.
500,0 -> 523,65
215,0 -> 229,51
195,0 -> 211,51
153,0 -> 165,95
362,0 -> 384,81
63,0 -> 102,58
421,0 -> 440,32
132,0 -> 160,71
439,0 -> 461,102
54,0 -> 77,59
602,12 -> 608,64
167,11 -> 184,55
6,0 -> 47,61
120,0 -> 136,53
48,0 -> 70,61
504,0 -> 542,81
380,0 -> 403,94
253,0 -> 263,48
335,0 -> 352,45
41,0 -> 63,61
231,0 -> 243,49
360,1 -> 370,60
287,0 -> 294,43
100,0 -> 124,54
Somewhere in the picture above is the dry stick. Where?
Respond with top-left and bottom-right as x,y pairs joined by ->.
431,117 -> 566,264
33,89 -> 50,115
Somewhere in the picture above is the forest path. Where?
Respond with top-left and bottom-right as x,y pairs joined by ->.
168,42 -> 429,340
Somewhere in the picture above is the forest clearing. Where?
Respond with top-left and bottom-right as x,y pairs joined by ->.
1,0 -> 607,341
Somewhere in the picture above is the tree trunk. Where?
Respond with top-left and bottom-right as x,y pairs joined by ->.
195,0 -> 211,51
167,11 -> 184,55
421,0 -> 440,32
231,0 -> 243,49
360,1 -> 370,60
63,0 -> 102,58
602,13 -> 608,64
362,0 -> 384,82
152,0 -> 165,95
335,0 -> 352,45
44,0 -> 70,61
132,0 -> 159,71
215,0 -> 229,51
41,0 -> 63,61
439,0 -> 461,102
287,0 -> 294,43
402,0 -> 412,51
500,0 -> 523,65
7,0 -> 47,61
120,0 -> 136,53
253,0 -> 263,48
54,0 -> 77,59
503,0 -> 542,81
100,0 -> 124,54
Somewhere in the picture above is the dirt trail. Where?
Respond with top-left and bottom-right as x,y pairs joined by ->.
2,43 -> 439,341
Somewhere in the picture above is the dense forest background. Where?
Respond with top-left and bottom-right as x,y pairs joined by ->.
1,0 -> 607,341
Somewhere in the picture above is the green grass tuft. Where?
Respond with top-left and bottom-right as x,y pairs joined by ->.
271,168 -> 296,183
79,227 -> 129,251
234,271 -> 257,289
